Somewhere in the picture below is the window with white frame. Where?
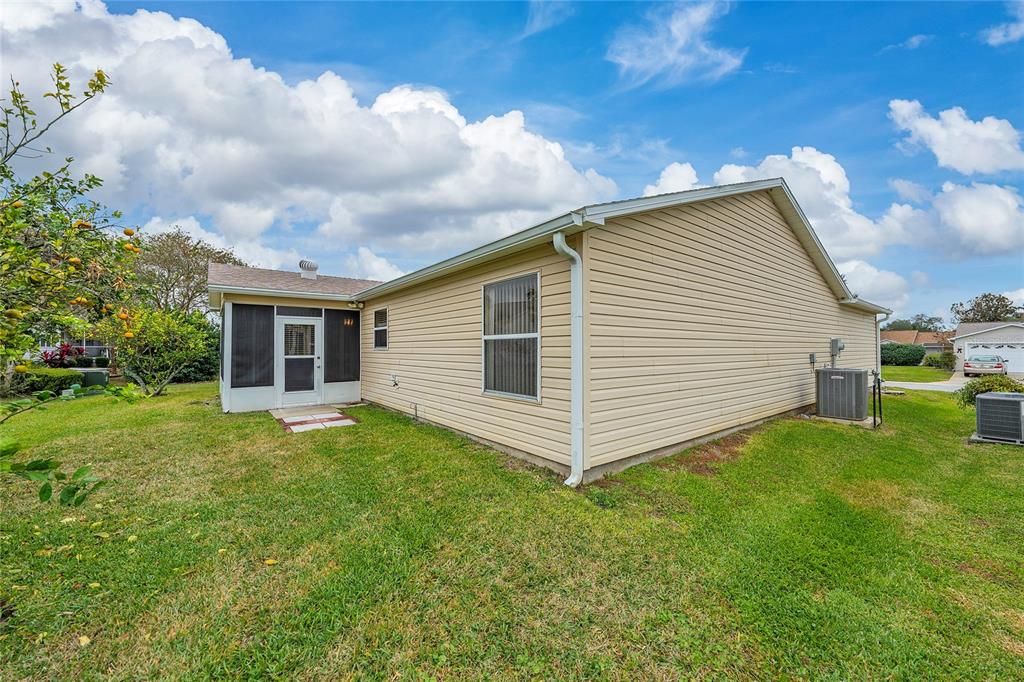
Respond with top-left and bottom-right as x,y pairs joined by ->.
482,273 -> 539,399
373,308 -> 388,349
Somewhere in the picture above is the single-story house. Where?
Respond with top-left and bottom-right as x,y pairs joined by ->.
879,329 -> 952,354
208,178 -> 889,485
951,321 -> 1024,375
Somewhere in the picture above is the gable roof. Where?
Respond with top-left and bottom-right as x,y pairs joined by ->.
880,330 -> 920,344
355,178 -> 890,314
880,330 -> 952,345
208,262 -> 380,306
205,178 -> 890,315
952,321 -> 1024,340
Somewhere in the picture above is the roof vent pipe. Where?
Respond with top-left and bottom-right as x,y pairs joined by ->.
552,231 -> 584,487
299,259 -> 319,280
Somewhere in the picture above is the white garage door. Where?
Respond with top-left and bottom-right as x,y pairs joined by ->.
966,342 -> 1024,375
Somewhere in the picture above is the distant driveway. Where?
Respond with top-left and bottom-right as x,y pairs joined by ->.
884,373 -> 969,393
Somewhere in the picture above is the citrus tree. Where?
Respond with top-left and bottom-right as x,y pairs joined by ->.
1,64 -> 139,504
97,307 -> 206,396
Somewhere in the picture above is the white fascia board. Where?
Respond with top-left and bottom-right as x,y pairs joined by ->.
208,285 -> 356,302
951,323 -> 1024,341
579,178 -> 784,222
356,213 -> 578,300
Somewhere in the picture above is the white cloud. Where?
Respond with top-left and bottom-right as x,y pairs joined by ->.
836,260 -> 910,314
643,162 -> 701,196
712,146 -> 912,259
1004,288 -> 1024,307
2,0 -> 616,270
888,99 -> 1024,174
930,182 -> 1024,256
880,34 -> 932,52
521,1 -> 575,39
878,181 -> 1024,258
729,146 -> 748,159
345,247 -> 404,282
889,178 -> 931,204
911,270 -> 931,288
606,2 -> 746,88
981,2 -> 1024,46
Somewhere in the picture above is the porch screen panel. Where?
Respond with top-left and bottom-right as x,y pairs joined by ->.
324,309 -> 360,382
231,304 -> 274,388
483,273 -> 539,398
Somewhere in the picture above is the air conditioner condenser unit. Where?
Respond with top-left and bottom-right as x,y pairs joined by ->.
974,392 -> 1024,445
815,368 -> 868,421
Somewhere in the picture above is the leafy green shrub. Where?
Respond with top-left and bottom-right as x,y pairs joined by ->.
955,375 -> 1024,408
10,367 -> 84,395
94,356 -> 110,368
74,355 -> 95,368
881,343 -> 927,366
173,312 -> 220,383
922,351 -> 956,370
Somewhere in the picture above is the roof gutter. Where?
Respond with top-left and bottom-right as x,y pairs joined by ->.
840,298 -> 892,315
357,213 -> 578,301
552,230 -> 584,488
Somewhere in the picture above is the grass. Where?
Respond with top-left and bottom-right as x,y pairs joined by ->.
1,383 -> 1022,679
883,365 -> 955,382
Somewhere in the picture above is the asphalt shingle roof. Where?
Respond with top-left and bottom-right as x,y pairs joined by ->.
955,321 -> 1024,338
208,262 -> 380,297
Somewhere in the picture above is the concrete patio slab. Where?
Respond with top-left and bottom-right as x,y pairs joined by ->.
270,404 -> 343,419
290,422 -> 325,432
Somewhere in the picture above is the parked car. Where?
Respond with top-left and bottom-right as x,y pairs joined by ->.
963,354 -> 1008,377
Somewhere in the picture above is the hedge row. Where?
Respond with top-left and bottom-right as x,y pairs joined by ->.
9,367 -> 84,395
880,343 -> 927,366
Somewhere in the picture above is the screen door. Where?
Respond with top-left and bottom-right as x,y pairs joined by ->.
277,317 -> 322,406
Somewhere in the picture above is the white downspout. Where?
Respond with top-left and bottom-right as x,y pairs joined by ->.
553,231 -> 584,487
876,311 -> 891,377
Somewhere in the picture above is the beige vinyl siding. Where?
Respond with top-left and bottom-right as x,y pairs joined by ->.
586,190 -> 876,467
360,241 -> 575,466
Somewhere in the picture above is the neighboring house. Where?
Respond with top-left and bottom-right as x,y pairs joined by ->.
879,329 -> 952,354
208,178 -> 889,485
951,322 -> 1024,375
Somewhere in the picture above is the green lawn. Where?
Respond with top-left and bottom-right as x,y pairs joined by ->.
1,383 -> 1022,679
883,365 -> 955,382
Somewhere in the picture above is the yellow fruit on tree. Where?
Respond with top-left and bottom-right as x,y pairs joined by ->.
14,365 -> 28,373
123,331 -> 134,339
122,242 -> 134,251
73,220 -> 93,229
11,200 -> 24,208
123,228 -> 135,236
68,257 -> 82,265
117,312 -> 129,320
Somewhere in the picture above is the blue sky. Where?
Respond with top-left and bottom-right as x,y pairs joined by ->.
4,1 -> 1023,322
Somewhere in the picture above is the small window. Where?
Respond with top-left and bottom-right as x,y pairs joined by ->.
373,308 -> 388,349
482,273 -> 539,399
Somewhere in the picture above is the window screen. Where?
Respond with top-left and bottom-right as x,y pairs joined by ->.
325,309 -> 360,382
231,304 -> 274,388
283,323 -> 315,356
483,273 -> 539,399
373,308 -> 388,349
